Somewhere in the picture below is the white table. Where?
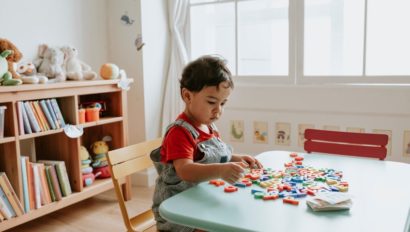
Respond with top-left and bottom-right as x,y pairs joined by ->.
159,151 -> 410,232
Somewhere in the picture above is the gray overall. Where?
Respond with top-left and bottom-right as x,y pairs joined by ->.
151,119 -> 233,232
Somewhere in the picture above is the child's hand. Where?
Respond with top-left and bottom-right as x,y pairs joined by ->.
238,155 -> 263,169
218,162 -> 247,184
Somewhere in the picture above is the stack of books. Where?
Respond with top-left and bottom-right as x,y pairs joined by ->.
0,172 -> 24,221
16,98 -> 66,135
306,192 -> 353,212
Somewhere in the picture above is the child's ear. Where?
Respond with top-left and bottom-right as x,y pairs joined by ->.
181,88 -> 191,103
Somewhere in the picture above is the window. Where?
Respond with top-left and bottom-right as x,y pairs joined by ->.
189,0 -> 410,84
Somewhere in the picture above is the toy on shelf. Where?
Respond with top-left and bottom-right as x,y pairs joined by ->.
33,44 -> 66,83
80,146 -> 100,186
0,38 -> 23,83
17,61 -> 48,84
61,45 -> 97,81
90,136 -> 112,178
100,63 -> 126,80
0,50 -> 22,86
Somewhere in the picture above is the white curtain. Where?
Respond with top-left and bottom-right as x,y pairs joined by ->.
161,0 -> 190,133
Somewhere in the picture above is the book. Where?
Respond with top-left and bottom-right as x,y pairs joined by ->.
38,160 -> 72,197
47,164 -> 62,201
0,192 -> 13,219
44,166 -> 56,202
306,192 -> 353,212
0,209 -> 4,221
20,156 -> 30,213
0,184 -> 16,218
51,98 -> 66,127
34,101 -> 50,131
0,172 -> 24,216
37,163 -> 52,205
40,99 -> 56,130
30,101 -> 46,131
16,101 -> 25,135
31,163 -> 42,209
45,99 -> 59,129
23,101 -> 41,133
27,161 -> 35,210
20,102 -> 32,134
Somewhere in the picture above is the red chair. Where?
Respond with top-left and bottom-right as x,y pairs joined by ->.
304,129 -> 388,160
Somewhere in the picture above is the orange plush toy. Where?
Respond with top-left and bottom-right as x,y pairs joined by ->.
0,38 -> 23,82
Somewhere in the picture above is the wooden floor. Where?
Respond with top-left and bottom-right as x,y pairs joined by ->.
6,186 -> 156,232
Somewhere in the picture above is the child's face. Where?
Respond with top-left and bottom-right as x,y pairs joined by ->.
183,81 -> 232,126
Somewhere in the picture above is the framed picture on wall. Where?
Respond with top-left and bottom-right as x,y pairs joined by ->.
347,127 -> 365,133
403,131 -> 410,157
230,120 -> 244,143
275,122 -> 291,146
323,125 -> 340,131
253,121 -> 268,144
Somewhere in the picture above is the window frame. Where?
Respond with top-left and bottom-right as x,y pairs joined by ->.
189,0 -> 410,85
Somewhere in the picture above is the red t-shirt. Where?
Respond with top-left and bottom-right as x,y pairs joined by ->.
160,113 -> 219,163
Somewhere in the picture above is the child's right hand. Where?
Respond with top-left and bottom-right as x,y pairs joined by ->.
218,162 -> 247,184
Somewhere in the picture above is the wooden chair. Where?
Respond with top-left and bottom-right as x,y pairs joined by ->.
304,129 -> 388,160
107,138 -> 162,232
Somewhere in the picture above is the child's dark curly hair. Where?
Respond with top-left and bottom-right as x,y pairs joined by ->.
180,55 -> 234,93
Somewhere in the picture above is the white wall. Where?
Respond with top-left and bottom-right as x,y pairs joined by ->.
217,84 -> 410,163
1,0 -> 108,71
140,0 -> 170,140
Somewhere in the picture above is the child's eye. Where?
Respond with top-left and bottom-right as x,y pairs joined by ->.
207,101 -> 216,105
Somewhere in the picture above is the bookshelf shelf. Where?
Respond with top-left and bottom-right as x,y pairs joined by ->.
0,80 -> 132,231
0,136 -> 16,144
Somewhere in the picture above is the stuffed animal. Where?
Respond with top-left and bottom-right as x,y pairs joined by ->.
0,50 -> 23,86
90,136 -> 112,178
16,61 -> 48,84
0,38 -> 23,81
33,44 -> 66,83
61,46 -> 97,81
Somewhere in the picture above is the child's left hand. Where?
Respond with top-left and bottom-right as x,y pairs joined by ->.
235,155 -> 263,169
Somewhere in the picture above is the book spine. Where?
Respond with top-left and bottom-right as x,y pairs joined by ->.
34,101 -> 50,131
49,165 -> 62,201
38,164 -> 52,205
30,101 -> 45,131
0,193 -> 13,219
31,164 -> 42,209
46,99 -> 59,129
27,161 -> 35,210
51,99 -> 66,127
20,102 -> 32,134
40,100 -> 56,130
0,173 -> 24,216
16,101 -> 25,135
0,185 -> 16,217
55,162 -> 72,196
20,157 -> 30,213
23,101 -> 41,133
44,166 -> 56,202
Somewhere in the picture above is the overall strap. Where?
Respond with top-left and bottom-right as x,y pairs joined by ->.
165,119 -> 200,140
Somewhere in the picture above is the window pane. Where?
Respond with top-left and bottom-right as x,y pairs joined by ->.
366,0 -> 410,75
304,0 -> 365,76
190,3 -> 236,74
238,0 -> 288,75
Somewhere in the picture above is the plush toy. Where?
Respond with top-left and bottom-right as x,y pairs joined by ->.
61,46 -> 97,81
0,38 -> 23,81
90,136 -> 112,178
0,50 -> 23,86
33,44 -> 66,83
80,145 -> 100,186
100,63 -> 127,80
16,61 -> 48,84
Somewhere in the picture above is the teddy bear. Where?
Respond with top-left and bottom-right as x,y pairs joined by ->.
33,44 -> 66,83
61,46 -> 97,81
16,61 -> 48,84
0,50 -> 23,86
0,38 -> 23,82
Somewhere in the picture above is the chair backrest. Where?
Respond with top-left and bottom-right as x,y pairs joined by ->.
304,129 -> 388,160
107,138 -> 162,232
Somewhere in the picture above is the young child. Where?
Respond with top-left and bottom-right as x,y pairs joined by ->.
151,55 -> 262,232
